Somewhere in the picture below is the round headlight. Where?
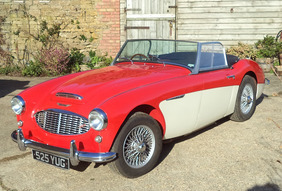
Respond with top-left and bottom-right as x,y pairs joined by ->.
88,109 -> 108,131
11,96 -> 25,115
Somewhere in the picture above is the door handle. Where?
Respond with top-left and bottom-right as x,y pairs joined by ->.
227,75 -> 235,79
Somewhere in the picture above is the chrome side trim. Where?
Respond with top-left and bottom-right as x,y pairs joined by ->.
56,92 -> 83,100
57,103 -> 71,107
166,95 -> 185,101
11,129 -> 116,165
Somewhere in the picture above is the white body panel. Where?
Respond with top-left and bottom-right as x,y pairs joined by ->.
160,92 -> 202,139
160,86 -> 239,139
195,86 -> 239,128
256,83 -> 264,99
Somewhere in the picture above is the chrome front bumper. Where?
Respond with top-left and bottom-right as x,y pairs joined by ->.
11,129 -> 116,166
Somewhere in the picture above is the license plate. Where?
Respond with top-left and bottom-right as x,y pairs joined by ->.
32,150 -> 70,170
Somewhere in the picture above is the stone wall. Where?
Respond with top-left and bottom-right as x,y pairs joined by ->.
0,0 -> 120,65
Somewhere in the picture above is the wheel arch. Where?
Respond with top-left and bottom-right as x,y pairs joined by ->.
132,105 -> 166,134
244,71 -> 257,83
109,104 -> 166,151
242,71 -> 262,98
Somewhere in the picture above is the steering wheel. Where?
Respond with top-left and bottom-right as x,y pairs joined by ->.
130,54 -> 149,61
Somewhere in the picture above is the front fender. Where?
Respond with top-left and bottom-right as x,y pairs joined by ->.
96,89 -> 166,152
96,75 -> 190,152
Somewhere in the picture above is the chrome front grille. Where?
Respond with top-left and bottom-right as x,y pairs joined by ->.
35,110 -> 90,135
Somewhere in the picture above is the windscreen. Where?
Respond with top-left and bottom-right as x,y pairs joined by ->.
115,40 -> 198,68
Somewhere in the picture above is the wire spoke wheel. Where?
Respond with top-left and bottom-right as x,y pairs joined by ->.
123,125 -> 155,168
231,75 -> 257,122
109,113 -> 162,178
240,84 -> 254,114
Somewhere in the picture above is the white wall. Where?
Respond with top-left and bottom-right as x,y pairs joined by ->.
176,0 -> 282,46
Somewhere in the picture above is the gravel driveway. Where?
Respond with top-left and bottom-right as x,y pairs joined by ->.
0,73 -> 281,191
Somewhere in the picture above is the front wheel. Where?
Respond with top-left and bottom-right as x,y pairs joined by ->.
109,113 -> 162,178
230,75 -> 257,122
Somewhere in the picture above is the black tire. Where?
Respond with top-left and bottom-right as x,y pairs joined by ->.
109,112 -> 162,178
230,75 -> 257,122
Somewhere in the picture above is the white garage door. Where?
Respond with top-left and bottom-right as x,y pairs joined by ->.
125,0 -> 176,40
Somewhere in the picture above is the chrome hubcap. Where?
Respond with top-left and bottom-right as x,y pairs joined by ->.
134,142 -> 146,153
123,125 -> 155,168
240,84 -> 254,114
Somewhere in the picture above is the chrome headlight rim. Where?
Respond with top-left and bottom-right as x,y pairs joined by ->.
11,96 -> 25,115
88,108 -> 108,131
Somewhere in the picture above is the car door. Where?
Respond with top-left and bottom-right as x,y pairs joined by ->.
194,43 -> 238,128
194,69 -> 238,129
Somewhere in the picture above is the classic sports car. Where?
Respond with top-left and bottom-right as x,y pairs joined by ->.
11,39 -> 265,178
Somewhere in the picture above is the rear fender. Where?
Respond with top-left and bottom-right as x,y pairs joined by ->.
234,60 -> 265,99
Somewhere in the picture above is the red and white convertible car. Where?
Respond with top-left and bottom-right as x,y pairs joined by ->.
11,39 -> 265,178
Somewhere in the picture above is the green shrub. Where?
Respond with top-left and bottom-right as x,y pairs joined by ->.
87,50 -> 113,69
255,35 -> 282,58
87,50 -> 101,69
0,64 -> 21,75
22,61 -> 43,76
68,48 -> 85,72
102,52 -> 113,66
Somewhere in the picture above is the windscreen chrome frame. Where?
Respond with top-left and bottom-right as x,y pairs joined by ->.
112,40 -> 228,75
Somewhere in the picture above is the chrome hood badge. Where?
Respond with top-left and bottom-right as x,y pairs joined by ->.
56,92 -> 83,100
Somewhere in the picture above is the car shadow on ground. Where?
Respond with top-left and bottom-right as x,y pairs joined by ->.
247,183 -> 280,191
256,93 -> 267,106
158,117 -> 230,166
0,79 -> 30,98
71,162 -> 91,171
86,118 -> 231,173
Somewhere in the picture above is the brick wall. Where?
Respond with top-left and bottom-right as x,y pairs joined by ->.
96,0 -> 120,56
0,0 -> 120,65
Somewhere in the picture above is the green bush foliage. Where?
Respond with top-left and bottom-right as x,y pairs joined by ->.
22,61 -> 43,76
68,48 -> 85,72
255,35 -> 282,58
87,50 -> 113,69
0,64 -> 21,75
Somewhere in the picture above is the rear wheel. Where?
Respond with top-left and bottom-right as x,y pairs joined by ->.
231,75 -> 257,122
109,113 -> 162,178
